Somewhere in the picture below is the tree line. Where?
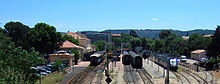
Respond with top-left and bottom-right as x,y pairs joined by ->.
0,21 -> 79,83
94,27 -> 220,67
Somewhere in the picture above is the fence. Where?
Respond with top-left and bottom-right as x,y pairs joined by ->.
179,62 -> 205,71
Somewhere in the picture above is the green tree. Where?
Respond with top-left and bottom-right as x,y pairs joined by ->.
70,49 -> 80,59
145,38 -> 154,50
150,39 -> 165,52
112,33 -> 133,49
167,35 -> 186,56
112,37 -> 122,49
130,38 -> 141,50
141,37 -> 147,49
207,26 -> 220,59
4,22 -> 30,50
0,27 -> 6,34
186,31 -> 189,36
0,33 -> 44,84
62,35 -> 79,45
53,59 -> 62,71
28,23 -> 63,55
159,30 -> 171,39
93,40 -> 106,51
188,33 -> 211,51
70,49 -> 80,65
129,30 -> 138,37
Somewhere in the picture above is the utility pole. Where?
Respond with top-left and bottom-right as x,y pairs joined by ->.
40,72 -> 41,84
105,52 -> 112,84
165,58 -> 170,84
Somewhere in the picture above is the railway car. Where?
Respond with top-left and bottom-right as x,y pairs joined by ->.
170,58 -> 178,70
122,51 -> 131,65
90,51 -> 104,66
154,54 -> 178,71
129,51 -> 143,69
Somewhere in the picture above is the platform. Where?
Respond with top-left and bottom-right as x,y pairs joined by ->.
143,59 -> 176,79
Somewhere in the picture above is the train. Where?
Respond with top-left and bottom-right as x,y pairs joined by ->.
90,51 -> 104,66
128,51 -> 143,69
154,53 -> 178,71
122,51 -> 131,65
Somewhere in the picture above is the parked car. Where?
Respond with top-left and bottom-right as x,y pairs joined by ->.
40,68 -> 51,74
59,64 -> 65,70
44,67 -> 52,71
180,55 -> 187,62
39,72 -> 48,76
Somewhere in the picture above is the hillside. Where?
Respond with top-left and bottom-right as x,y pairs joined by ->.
104,29 -> 215,38
80,29 -> 215,38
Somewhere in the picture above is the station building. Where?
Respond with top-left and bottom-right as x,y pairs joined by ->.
191,49 -> 206,60
49,40 -> 86,66
49,51 -> 75,66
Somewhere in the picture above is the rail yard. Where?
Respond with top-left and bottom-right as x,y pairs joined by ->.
63,51 -> 217,84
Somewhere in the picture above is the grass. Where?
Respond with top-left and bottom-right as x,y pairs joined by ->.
177,66 -> 183,72
110,74 -> 117,79
110,69 -> 114,73
35,72 -> 65,84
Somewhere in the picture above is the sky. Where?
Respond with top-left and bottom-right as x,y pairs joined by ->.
0,0 -> 220,32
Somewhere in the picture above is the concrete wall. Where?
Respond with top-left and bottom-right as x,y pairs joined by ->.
49,54 -> 75,66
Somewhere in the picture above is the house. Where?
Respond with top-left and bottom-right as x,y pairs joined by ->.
63,32 -> 95,52
49,50 -> 75,66
60,40 -> 85,62
191,49 -> 206,60
112,34 -> 121,38
182,36 -> 189,40
202,34 -> 213,38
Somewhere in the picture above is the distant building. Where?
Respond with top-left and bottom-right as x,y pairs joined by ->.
63,32 -> 95,52
182,36 -> 189,40
202,34 -> 213,38
191,49 -> 206,60
84,32 -> 111,43
60,40 -> 85,61
112,34 -> 121,38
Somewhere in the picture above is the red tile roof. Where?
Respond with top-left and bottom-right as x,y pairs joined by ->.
60,40 -> 85,49
112,34 -> 121,37
191,49 -> 206,54
64,32 -> 89,40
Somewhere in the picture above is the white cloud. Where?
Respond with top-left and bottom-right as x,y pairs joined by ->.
152,18 -> 159,21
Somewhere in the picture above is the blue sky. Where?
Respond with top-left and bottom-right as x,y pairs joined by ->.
0,0 -> 219,32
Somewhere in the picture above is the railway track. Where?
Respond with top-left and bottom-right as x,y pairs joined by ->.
173,71 -> 191,84
124,65 -> 153,84
203,71 -> 214,84
89,63 -> 106,84
67,59 -> 106,84
173,66 -> 210,84
182,71 -> 202,84
180,66 -> 209,84
124,65 -> 137,84
66,66 -> 95,84
136,69 -> 153,84
202,71 -> 214,84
